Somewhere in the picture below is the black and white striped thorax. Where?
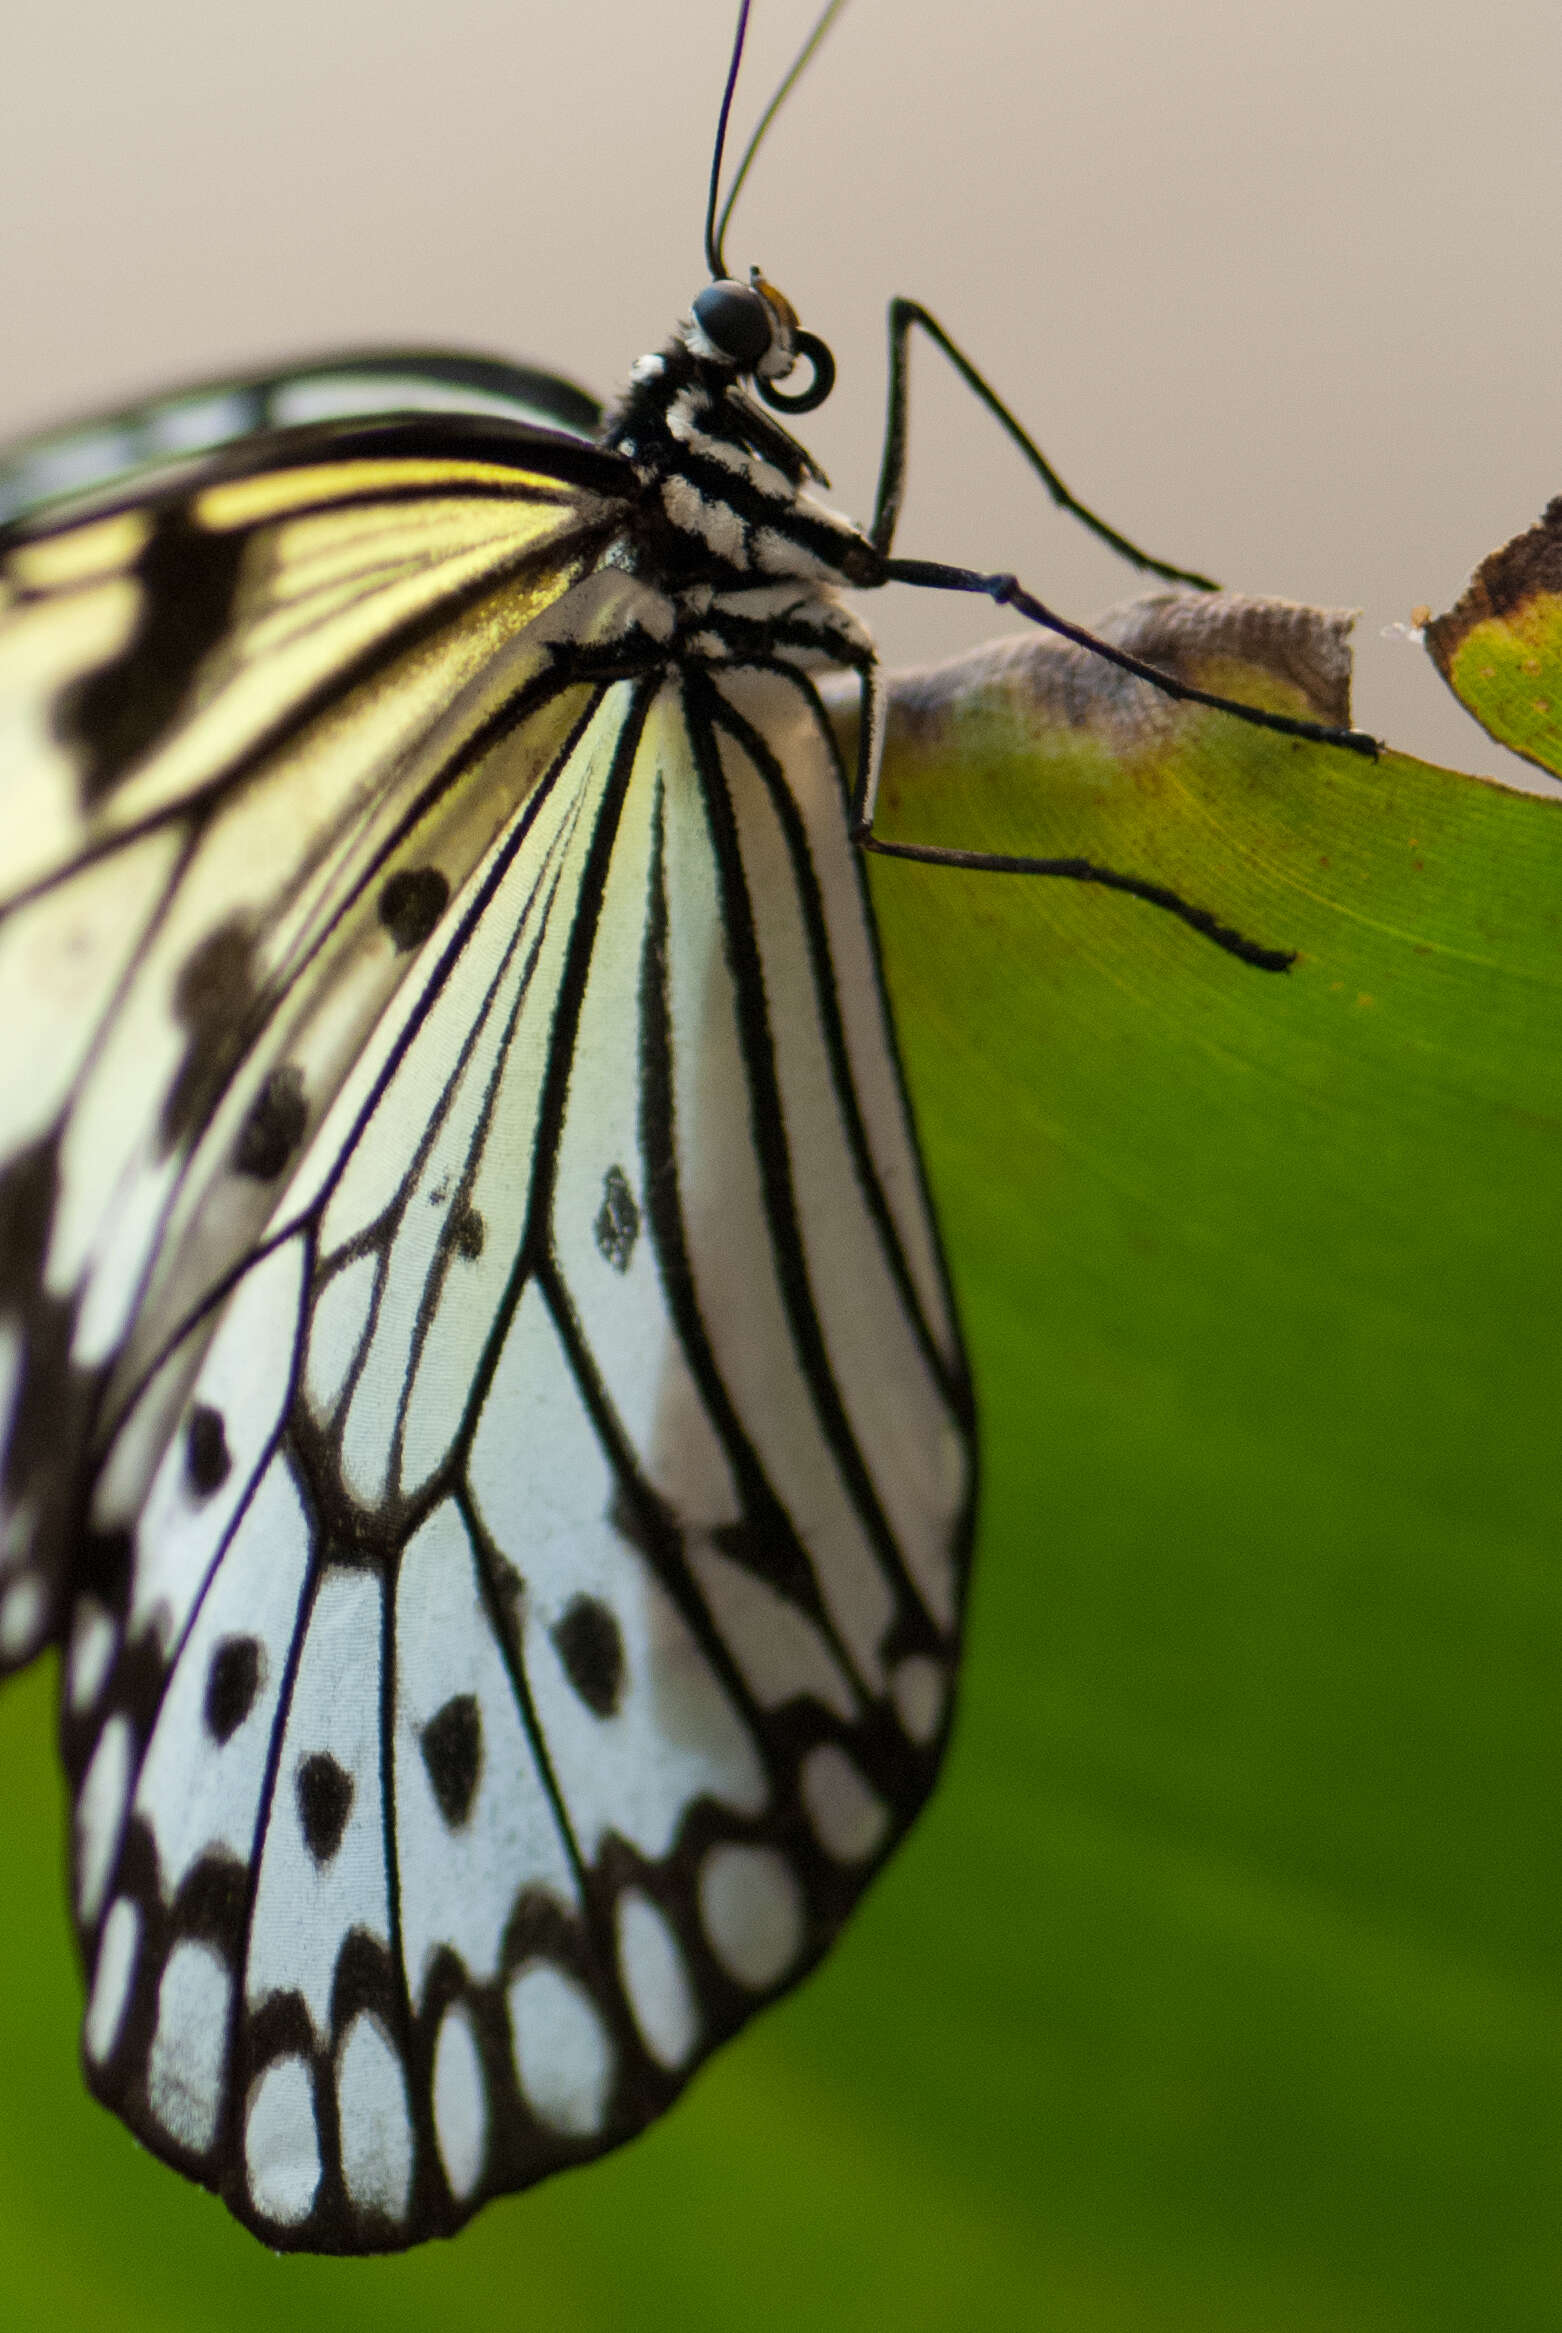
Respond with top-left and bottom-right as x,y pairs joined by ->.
588,333 -> 879,677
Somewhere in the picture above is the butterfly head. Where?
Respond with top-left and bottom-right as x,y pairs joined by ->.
686,270 -> 836,415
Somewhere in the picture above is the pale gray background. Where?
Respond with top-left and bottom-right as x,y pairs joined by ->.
4,0 -> 1559,787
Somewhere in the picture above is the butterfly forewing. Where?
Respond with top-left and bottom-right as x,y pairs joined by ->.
0,417 -> 628,1670
60,642 -> 972,2248
0,350 -> 603,530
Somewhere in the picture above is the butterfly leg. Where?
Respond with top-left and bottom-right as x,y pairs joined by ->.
832,650 -> 1301,972
869,297 -> 1220,586
878,556 -> 1379,758
864,298 -> 1380,761
846,643 -> 1356,986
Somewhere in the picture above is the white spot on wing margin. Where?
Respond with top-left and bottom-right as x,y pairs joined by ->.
507,1961 -> 613,2136
615,1892 -> 697,2071
800,1743 -> 889,1863
698,1844 -> 804,1990
245,2055 -> 320,2227
84,1896 -> 139,2064
433,2003 -> 487,2203
148,1938 -> 230,2154
336,2011 -> 413,2222
75,1713 -> 132,1923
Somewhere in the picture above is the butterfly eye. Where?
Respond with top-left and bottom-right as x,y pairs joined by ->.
691,279 -> 775,369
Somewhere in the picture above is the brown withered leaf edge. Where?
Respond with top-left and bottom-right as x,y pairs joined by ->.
1424,496 -> 1562,677
831,590 -> 1356,753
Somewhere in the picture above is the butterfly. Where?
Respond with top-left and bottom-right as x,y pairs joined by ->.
0,0 -> 1374,2257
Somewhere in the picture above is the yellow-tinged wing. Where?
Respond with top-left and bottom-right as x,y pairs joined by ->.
0,411 -> 633,1669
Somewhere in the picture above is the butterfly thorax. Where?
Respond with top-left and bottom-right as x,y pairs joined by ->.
591,335 -> 879,672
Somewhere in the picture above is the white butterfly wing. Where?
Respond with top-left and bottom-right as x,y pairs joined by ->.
65,658 -> 973,2248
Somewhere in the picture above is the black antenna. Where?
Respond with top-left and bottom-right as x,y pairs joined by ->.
715,1 -> 848,276
705,1 -> 849,281
704,2 -> 755,279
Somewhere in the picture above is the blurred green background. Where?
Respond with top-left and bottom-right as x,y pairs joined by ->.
3,666 -> 1561,2330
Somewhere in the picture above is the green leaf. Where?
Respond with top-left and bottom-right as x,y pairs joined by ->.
858,589 -> 1562,2329
2,586 -> 1559,2330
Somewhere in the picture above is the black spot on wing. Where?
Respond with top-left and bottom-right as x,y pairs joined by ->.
204,1634 -> 262,1743
184,1405 -> 230,1497
161,921 -> 260,1155
592,1165 -> 639,1272
54,507 -> 246,805
233,1065 -> 307,1180
0,1139 -> 57,1298
0,1141 -> 90,1637
172,1843 -> 251,1953
76,1527 -> 132,1619
377,867 -> 450,952
296,1751 -> 353,1862
420,1694 -> 482,1829
449,1205 -> 485,1261
552,1594 -> 624,1718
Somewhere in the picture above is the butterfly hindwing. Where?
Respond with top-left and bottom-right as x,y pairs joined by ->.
61,656 -> 973,2249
